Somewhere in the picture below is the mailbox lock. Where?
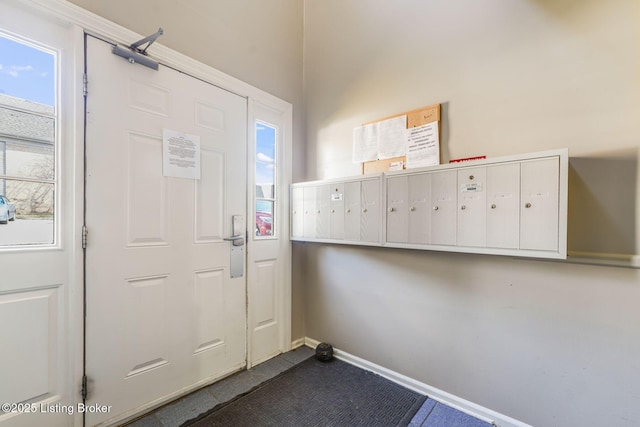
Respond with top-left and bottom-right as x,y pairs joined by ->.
362,208 -> 368,213
469,175 -> 474,180
331,209 -> 335,213
346,209 -> 351,213
388,207 -> 396,213
410,206 -> 416,212
525,203 -> 532,208
461,205 -> 467,210
491,204 -> 497,209
433,206 -> 439,211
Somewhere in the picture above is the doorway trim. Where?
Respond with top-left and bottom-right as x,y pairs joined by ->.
26,0 -> 292,108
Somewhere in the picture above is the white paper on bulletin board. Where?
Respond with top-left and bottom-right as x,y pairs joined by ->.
377,115 -> 407,159
353,115 -> 407,163
163,128 -> 201,179
353,123 -> 378,163
405,121 -> 439,169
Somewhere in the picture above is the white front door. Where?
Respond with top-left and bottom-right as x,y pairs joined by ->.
84,35 -> 247,426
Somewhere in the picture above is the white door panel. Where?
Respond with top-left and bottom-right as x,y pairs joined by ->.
249,258 -> 279,364
430,170 -> 457,246
315,184 -> 330,239
248,101 -> 292,367
344,181 -> 361,241
386,176 -> 408,243
457,167 -> 487,247
85,35 -> 247,426
291,187 -> 303,238
303,186 -> 317,238
408,173 -> 430,245
487,163 -> 520,249
520,158 -> 560,251
329,183 -> 345,240
0,3 -> 77,427
361,179 -> 380,243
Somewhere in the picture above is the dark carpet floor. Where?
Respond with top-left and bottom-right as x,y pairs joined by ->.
184,357 -> 426,427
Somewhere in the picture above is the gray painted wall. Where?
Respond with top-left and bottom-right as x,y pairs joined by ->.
302,0 -> 640,426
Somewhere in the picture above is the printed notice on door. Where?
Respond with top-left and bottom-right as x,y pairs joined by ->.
163,129 -> 201,179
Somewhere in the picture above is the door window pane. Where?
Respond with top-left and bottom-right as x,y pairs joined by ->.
2,139 -> 54,180
255,200 -> 273,237
0,34 -> 56,247
255,122 -> 276,238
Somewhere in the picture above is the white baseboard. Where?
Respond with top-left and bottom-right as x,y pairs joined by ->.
290,337 -> 306,349
304,337 -> 531,427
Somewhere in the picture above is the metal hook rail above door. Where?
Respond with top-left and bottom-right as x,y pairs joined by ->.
112,28 -> 163,70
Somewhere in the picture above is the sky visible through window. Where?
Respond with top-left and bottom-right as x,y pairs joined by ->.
1,34 -> 56,246
0,35 -> 54,106
255,123 -> 276,227
256,123 -> 276,188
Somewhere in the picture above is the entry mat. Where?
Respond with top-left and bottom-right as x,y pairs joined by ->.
408,399 -> 493,427
184,357 -> 426,427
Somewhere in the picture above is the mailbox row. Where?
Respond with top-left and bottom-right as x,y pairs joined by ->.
291,149 -> 568,259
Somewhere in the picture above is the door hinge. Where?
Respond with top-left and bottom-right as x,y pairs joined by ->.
83,73 -> 88,96
82,225 -> 88,249
81,374 -> 88,400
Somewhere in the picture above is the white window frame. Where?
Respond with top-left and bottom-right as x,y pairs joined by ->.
254,119 -> 279,240
0,31 -> 60,250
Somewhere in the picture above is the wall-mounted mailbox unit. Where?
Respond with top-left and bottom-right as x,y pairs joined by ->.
291,149 -> 568,260
291,174 -> 383,246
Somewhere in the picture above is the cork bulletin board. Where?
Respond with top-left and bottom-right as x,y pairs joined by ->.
361,104 -> 441,174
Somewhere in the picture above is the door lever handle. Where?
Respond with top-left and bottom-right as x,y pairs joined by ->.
224,235 -> 245,246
